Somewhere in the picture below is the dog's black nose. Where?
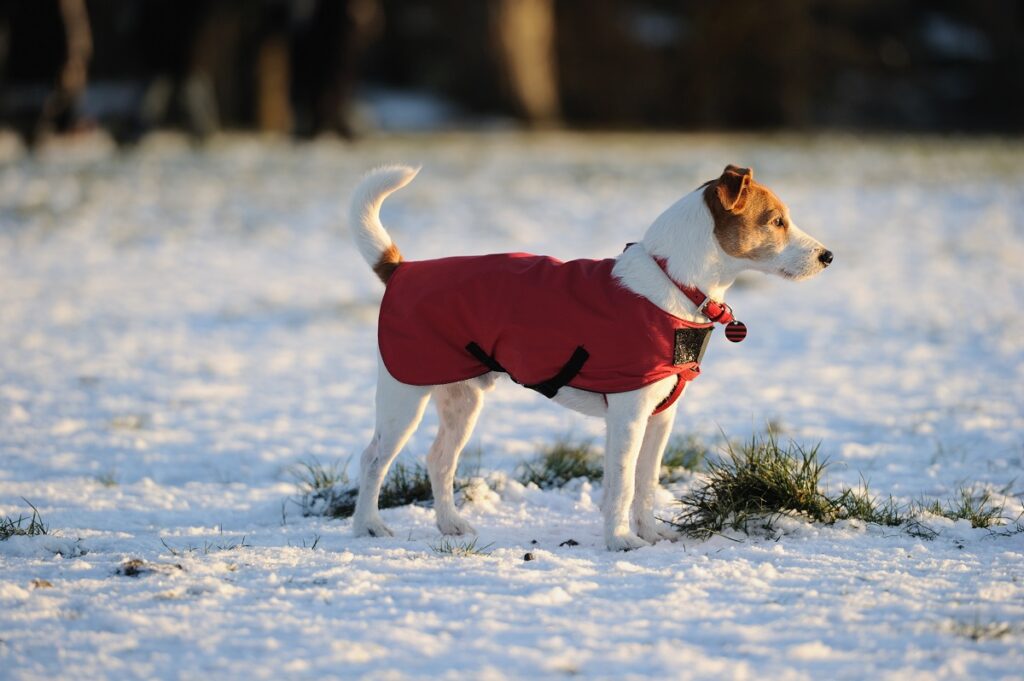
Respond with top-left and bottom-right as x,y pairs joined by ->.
818,249 -> 833,266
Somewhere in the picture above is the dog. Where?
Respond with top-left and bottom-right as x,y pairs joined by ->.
348,164 -> 831,550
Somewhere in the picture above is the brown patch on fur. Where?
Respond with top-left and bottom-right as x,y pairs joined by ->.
716,165 -> 752,211
373,243 -> 403,284
704,165 -> 791,262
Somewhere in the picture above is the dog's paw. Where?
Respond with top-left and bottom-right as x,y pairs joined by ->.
605,531 -> 651,552
636,521 -> 681,544
436,513 -> 477,536
352,516 -> 394,538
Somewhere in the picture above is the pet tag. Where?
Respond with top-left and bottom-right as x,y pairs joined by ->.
724,320 -> 747,343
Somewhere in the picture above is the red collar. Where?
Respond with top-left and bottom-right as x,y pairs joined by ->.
656,261 -> 736,324
624,243 -> 746,341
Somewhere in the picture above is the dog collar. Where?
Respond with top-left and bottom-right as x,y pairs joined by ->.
624,243 -> 747,342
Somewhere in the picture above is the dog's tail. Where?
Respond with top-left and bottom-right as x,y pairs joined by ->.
349,164 -> 420,284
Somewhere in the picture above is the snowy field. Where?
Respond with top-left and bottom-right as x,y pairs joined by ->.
1,131 -> 1023,679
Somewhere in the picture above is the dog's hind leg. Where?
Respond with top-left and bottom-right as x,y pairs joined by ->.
352,359 -> 431,538
427,380 -> 485,536
631,399 -> 681,543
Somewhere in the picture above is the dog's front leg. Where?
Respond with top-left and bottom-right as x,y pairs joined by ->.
631,399 -> 682,543
603,388 -> 662,551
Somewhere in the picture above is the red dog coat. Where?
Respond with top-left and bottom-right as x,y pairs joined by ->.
378,253 -> 713,414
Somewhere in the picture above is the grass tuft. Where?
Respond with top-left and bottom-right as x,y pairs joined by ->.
293,458 -> 438,519
0,500 -> 49,540
834,482 -> 905,526
430,536 -> 493,557
294,457 -> 350,495
831,484 -> 1004,532
293,457 -> 356,518
660,434 -> 710,481
934,488 -> 1003,528
160,533 -> 251,556
378,462 -> 434,511
672,431 -> 1013,541
672,431 -> 834,538
518,440 -> 603,489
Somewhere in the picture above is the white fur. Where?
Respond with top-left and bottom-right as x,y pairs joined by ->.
636,187 -> 743,304
768,222 -> 827,281
349,167 -> 827,550
349,165 -> 420,267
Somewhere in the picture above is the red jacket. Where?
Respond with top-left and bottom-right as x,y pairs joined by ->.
378,253 -> 713,414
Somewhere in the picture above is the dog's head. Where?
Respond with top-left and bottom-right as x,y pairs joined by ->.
704,165 -> 832,280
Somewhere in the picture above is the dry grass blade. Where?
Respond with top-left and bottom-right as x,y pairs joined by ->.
430,537 -> 494,557
0,499 -> 49,541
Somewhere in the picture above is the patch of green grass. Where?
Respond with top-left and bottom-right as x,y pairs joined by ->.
293,457 -> 439,519
430,536 -> 493,557
0,500 -> 49,540
671,431 -> 833,538
672,431 -> 1014,541
834,482 -> 905,526
378,462 -> 434,511
294,457 -> 350,495
660,434 -> 709,481
518,439 -> 603,489
834,484 -> 1005,532
934,488 -> 1003,528
293,457 -> 356,518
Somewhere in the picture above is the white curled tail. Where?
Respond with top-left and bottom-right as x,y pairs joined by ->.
349,164 -> 420,283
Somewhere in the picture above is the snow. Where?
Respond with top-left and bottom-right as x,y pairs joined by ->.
1,131 -> 1023,679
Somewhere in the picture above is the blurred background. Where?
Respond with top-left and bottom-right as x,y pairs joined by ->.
1,0 -> 1022,144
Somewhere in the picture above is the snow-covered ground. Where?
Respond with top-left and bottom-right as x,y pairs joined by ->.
1,131 -> 1022,679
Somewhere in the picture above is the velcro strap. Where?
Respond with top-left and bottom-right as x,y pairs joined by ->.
524,346 -> 590,398
465,342 -> 589,399
465,342 -> 508,374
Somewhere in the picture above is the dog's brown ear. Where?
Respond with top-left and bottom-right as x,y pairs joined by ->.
716,165 -> 753,212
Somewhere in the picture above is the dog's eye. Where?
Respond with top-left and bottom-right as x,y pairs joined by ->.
772,217 -> 786,228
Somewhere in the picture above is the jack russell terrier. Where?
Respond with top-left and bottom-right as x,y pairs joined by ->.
348,164 -> 831,550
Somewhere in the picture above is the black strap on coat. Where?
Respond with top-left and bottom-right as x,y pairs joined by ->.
465,342 -> 589,399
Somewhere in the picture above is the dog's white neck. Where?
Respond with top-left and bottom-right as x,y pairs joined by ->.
612,188 -> 744,322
